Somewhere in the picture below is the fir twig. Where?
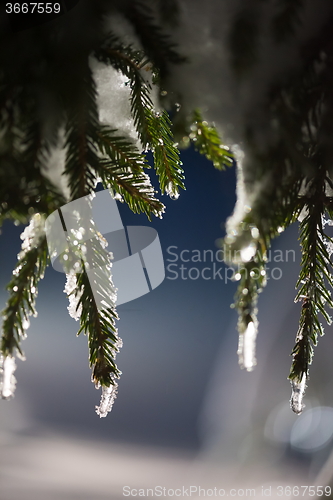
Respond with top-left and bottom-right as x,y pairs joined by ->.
64,67 -> 100,199
70,227 -> 122,417
190,110 -> 234,170
120,0 -> 186,78
147,109 -> 185,198
1,232 -> 48,360
289,173 -> 333,413
95,125 -> 165,219
94,37 -> 185,199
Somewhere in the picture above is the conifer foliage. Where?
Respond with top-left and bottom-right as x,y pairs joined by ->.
1,0 -> 333,418
0,0 -> 228,415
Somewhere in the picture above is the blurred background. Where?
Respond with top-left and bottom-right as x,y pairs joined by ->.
1,147 -> 333,499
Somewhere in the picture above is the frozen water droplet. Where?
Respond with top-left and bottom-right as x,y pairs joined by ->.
165,182 -> 180,200
22,318 -> 30,330
251,227 -> 259,239
240,243 -> 256,263
113,192 -> 123,202
290,374 -> 307,414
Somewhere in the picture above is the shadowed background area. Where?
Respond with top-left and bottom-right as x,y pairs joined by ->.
1,147 -> 333,499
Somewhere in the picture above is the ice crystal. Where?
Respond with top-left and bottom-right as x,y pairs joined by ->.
290,373 -> 307,415
0,355 -> 17,399
95,383 -> 118,418
64,272 -> 83,321
238,321 -> 258,372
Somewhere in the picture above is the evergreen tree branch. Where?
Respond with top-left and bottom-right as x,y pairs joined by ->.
64,66 -> 100,199
93,35 -> 154,149
289,172 -> 333,413
94,37 -> 185,199
120,0 -> 186,78
190,110 -> 234,170
63,223 -> 122,417
1,229 -> 48,360
0,110 -> 65,224
147,109 -> 185,198
94,125 -> 164,218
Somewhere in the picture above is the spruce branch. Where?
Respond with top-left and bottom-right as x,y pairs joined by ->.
67,226 -> 122,417
95,125 -> 165,218
147,109 -> 185,198
76,269 -> 121,388
0,114 -> 65,223
190,110 -> 234,170
64,66 -> 100,199
226,222 -> 268,372
289,173 -> 333,413
120,0 -> 186,78
93,35 -> 154,149
94,35 -> 185,199
1,226 -> 48,362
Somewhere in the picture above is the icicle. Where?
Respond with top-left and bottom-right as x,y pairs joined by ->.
0,355 -> 17,399
238,321 -> 258,371
290,373 -> 307,414
95,383 -> 118,418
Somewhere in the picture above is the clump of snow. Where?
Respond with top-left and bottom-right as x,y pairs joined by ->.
19,213 -> 45,258
89,57 -> 143,151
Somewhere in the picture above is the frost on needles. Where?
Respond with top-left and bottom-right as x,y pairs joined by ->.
1,0 -> 333,418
